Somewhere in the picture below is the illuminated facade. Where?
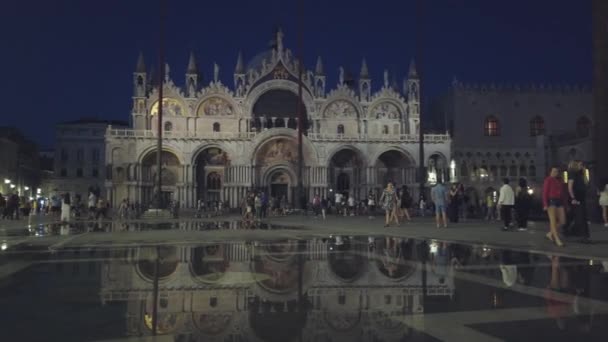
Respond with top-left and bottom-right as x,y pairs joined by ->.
104,30 -> 451,208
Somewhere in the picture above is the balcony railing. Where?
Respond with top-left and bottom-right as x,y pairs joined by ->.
107,128 -> 450,143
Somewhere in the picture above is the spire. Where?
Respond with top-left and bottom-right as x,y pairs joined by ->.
186,51 -> 198,74
235,51 -> 244,74
360,58 -> 369,78
315,56 -> 324,75
408,59 -> 418,78
135,52 -> 146,73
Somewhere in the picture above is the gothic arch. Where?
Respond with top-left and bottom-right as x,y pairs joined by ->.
366,97 -> 407,120
249,129 -> 319,166
137,144 -> 185,165
369,147 -> 416,167
191,143 -> 233,165
244,80 -> 316,119
194,94 -> 240,117
325,145 -> 366,167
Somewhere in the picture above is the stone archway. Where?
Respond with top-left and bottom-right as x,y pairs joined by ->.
374,150 -> 416,188
254,137 -> 304,204
265,167 -> 294,204
193,147 -> 230,204
328,148 -> 365,199
141,150 -> 182,206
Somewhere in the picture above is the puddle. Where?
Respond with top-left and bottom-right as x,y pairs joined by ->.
0,236 -> 607,341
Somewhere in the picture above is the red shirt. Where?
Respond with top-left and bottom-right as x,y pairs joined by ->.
542,176 -> 564,208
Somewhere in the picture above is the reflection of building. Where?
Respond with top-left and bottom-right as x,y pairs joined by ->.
444,80 -> 592,200
51,119 -> 127,199
0,126 -> 40,196
105,30 -> 451,207
101,237 -> 453,341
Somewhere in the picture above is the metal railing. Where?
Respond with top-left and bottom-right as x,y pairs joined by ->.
107,128 -> 450,143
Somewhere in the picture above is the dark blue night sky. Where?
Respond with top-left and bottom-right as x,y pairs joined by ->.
1,0 -> 592,148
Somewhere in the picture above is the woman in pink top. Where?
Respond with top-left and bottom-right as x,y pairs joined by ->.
542,167 -> 566,247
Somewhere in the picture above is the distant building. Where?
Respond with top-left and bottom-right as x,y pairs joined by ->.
442,80 -> 593,202
50,119 -> 127,200
0,126 -> 40,198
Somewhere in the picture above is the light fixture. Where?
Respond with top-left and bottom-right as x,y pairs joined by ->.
9,184 -> 15,189
37,188 -> 41,194
527,188 -> 534,195
24,186 -> 29,191
4,179 -> 10,184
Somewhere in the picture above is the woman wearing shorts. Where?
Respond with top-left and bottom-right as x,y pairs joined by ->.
542,167 -> 566,247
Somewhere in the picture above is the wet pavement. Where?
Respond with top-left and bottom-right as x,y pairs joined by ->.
1,217 -> 608,341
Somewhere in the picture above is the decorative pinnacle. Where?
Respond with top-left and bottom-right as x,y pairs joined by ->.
408,59 -> 418,78
186,51 -> 198,74
235,50 -> 244,74
135,52 -> 146,73
360,58 -> 369,78
315,56 -> 324,75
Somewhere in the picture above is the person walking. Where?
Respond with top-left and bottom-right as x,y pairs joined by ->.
380,182 -> 398,227
568,161 -> 591,243
543,167 -> 566,247
400,186 -> 412,221
367,191 -> 376,219
320,197 -> 328,220
431,180 -> 449,228
88,191 -> 97,219
498,178 -> 515,231
515,178 -> 532,231
598,181 -> 608,227
347,194 -> 356,216
448,184 -> 460,223
60,193 -> 71,223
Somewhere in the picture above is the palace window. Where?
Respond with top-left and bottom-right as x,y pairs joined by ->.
60,168 -> 67,177
91,148 -> 100,163
92,168 -> 99,178
382,125 -> 389,134
337,124 -> 345,135
213,122 -> 221,132
76,149 -> 84,162
530,116 -> 545,136
164,121 -> 173,132
76,168 -> 83,178
60,148 -> 68,162
484,116 -> 500,136
576,116 -> 591,137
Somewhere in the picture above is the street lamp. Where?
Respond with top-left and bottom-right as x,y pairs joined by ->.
9,184 -> 15,189
24,186 -> 29,191
4,179 -> 10,184
37,188 -> 41,194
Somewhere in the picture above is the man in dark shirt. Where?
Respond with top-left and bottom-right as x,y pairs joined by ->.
568,161 -> 590,243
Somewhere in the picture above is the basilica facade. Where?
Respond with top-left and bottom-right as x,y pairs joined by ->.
105,31 -> 451,208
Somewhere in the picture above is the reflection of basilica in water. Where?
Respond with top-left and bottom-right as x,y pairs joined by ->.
105,29 -> 451,208
100,236 -> 454,341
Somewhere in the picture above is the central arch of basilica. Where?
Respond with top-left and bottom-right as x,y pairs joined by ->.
105,30 -> 450,208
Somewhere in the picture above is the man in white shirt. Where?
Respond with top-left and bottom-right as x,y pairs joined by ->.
498,178 -> 515,231
334,192 -> 342,216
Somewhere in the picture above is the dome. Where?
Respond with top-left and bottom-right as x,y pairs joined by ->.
246,49 -> 274,71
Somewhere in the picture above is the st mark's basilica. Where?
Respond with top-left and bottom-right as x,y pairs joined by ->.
105,30 -> 451,208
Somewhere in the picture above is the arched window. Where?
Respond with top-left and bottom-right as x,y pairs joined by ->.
206,172 -> 221,190
337,124 -> 345,135
576,116 -> 591,137
519,165 -> 528,177
164,121 -> 173,131
529,165 -> 536,178
382,125 -> 389,134
213,122 -> 220,132
530,116 -> 545,136
484,116 -> 500,136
